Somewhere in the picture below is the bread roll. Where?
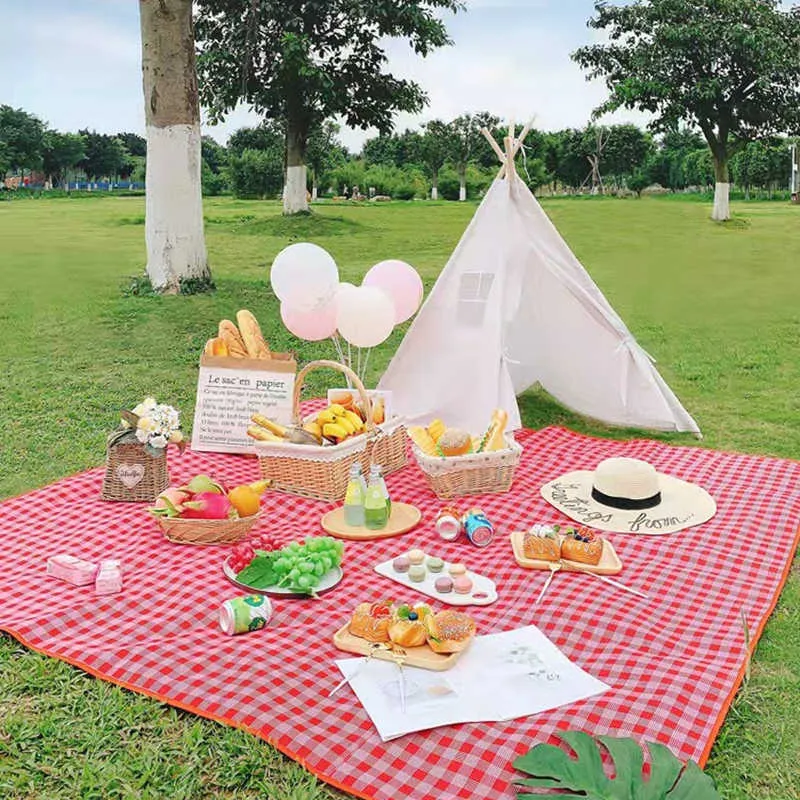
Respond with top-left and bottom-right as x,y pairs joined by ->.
438,428 -> 472,457
349,602 -> 392,643
388,604 -> 431,648
218,320 -> 249,357
236,310 -> 270,359
425,610 -> 476,654
561,527 -> 603,565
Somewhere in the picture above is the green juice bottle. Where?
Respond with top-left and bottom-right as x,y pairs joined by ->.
364,465 -> 389,530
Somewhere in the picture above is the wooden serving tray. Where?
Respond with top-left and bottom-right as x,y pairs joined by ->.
510,531 -> 623,575
322,503 -> 422,541
332,623 -> 467,671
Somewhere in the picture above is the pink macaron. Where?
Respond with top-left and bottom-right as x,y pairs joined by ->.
453,576 -> 473,594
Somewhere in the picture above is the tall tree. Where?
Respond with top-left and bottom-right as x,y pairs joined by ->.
449,112 -> 499,200
573,0 -> 800,221
139,0 -> 210,293
306,121 -> 345,200
116,132 -> 148,157
42,132 -> 87,188
79,131 -> 130,180
0,106 -> 45,174
195,0 -> 462,214
419,120 -> 450,200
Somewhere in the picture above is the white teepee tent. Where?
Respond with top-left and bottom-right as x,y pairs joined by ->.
379,123 -> 700,436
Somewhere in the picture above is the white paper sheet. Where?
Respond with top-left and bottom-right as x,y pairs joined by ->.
335,625 -> 610,741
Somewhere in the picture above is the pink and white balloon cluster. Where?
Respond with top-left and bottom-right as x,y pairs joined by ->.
271,243 -> 423,348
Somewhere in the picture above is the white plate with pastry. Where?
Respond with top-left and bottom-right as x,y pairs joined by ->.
374,548 -> 498,606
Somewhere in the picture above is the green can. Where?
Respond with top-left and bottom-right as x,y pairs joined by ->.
219,594 -> 273,636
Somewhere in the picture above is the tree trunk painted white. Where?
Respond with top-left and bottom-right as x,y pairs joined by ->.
145,124 -> 207,287
431,186 -> 438,200
139,0 -> 209,292
711,157 -> 731,221
311,180 -> 318,202
458,167 -> 466,201
284,165 -> 308,214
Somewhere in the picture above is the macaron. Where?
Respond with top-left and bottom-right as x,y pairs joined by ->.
448,562 -> 467,577
426,556 -> 445,573
453,576 -> 473,594
408,548 -> 426,566
434,576 -> 453,594
393,556 -> 411,574
408,564 -> 427,582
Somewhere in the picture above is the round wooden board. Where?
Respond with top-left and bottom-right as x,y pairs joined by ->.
321,502 -> 422,541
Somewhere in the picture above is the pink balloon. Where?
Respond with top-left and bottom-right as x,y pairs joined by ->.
362,260 -> 424,324
280,298 -> 338,342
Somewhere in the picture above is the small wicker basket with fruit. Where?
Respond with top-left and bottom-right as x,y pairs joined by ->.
148,475 -> 268,545
250,360 -> 406,502
407,409 -> 522,498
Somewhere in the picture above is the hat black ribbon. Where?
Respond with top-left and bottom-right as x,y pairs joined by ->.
591,486 -> 662,510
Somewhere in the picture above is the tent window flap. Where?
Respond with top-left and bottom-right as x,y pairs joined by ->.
457,272 -> 495,327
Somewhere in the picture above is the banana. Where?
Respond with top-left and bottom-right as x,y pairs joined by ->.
303,422 -> 323,443
344,409 -> 365,432
408,426 -> 438,456
329,403 -> 348,416
323,422 -> 349,443
317,408 -> 338,425
337,416 -> 356,435
251,413 -> 288,438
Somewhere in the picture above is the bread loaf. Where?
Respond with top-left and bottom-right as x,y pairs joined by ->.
236,310 -> 270,359
218,320 -> 248,357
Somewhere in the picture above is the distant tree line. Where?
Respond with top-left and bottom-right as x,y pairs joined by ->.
1,103 -> 794,201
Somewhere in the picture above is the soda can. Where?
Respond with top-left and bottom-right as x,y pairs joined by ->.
436,505 -> 462,541
462,508 -> 495,547
219,594 -> 273,636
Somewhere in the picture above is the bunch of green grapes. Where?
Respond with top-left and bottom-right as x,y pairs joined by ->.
271,536 -> 345,594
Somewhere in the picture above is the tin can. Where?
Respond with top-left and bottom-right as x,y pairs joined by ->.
462,508 -> 495,547
436,505 -> 462,541
219,594 -> 273,636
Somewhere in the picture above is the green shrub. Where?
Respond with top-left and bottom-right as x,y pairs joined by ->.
227,148 -> 283,199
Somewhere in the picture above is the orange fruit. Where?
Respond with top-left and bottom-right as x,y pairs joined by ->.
228,485 -> 261,517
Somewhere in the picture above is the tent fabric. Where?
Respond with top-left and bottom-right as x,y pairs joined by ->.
379,176 -> 700,435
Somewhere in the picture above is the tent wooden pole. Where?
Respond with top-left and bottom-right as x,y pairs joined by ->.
504,136 -> 517,180
482,128 -> 506,164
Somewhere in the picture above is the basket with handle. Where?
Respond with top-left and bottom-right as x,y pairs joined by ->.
156,513 -> 260,546
411,434 -> 522,499
255,360 -> 404,502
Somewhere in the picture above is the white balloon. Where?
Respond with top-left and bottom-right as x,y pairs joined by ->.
336,285 -> 396,348
270,243 -> 339,313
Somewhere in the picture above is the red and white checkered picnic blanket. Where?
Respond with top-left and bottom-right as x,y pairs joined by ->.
1,426 -> 798,800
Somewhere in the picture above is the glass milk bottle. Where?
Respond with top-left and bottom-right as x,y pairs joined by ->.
343,463 -> 367,527
364,465 -> 389,530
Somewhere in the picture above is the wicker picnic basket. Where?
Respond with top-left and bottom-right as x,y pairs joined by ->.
101,439 -> 169,503
157,513 -> 260,546
255,360 -> 406,502
412,434 -> 523,499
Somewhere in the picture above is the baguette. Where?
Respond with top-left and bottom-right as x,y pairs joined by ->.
247,425 -> 284,443
204,337 -> 230,357
484,409 -> 508,452
236,309 -> 270,359
251,413 -> 288,438
218,320 -> 248,357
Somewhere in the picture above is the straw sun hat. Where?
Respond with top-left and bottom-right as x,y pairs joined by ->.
540,457 -> 716,535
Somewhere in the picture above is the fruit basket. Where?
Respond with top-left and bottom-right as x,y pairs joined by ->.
412,433 -> 522,499
254,360 -> 406,502
157,513 -> 260,546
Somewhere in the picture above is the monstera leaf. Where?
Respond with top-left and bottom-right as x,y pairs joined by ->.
513,731 -> 721,800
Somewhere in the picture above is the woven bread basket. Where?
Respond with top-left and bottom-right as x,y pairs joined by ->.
412,434 -> 522,499
255,360 -> 405,502
101,440 -> 169,503
157,513 -> 260,545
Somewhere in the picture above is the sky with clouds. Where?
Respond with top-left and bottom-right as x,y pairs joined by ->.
1,0 -> 651,151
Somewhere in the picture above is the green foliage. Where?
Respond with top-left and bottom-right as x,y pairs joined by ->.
448,112 -> 500,181
201,135 -> 228,173
420,119 -> 450,190
227,148 -> 284,199
201,160 -> 228,196
0,105 -> 46,172
513,731 -> 721,799
627,169 -> 650,197
227,122 -> 284,155
42,132 -> 87,187
115,131 -> 147,158
307,121 -> 349,191
78,130 -> 130,180
573,0 -> 800,176
195,0 -> 463,170
438,164 -> 492,200
363,129 -> 424,168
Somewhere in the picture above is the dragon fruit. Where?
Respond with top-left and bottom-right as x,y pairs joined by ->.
180,492 -> 234,520
149,488 -> 190,518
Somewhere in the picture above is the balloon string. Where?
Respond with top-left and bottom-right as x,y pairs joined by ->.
362,347 -> 372,384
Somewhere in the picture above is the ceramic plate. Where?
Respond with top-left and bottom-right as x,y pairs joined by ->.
223,558 -> 344,597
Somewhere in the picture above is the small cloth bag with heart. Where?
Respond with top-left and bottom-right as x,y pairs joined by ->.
101,398 -> 184,502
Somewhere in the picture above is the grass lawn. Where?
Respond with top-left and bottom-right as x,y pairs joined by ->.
1,193 -> 799,799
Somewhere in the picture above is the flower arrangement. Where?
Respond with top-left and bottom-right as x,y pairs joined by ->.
111,397 -> 186,457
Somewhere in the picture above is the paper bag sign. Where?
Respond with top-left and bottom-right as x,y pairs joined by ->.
191,354 -> 297,454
